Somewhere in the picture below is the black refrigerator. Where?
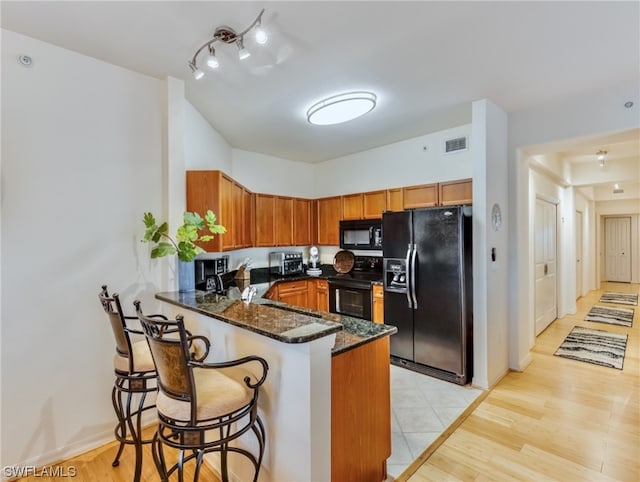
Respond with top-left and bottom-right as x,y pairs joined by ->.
383,205 -> 473,385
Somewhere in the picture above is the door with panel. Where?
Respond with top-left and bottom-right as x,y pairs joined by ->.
605,217 -> 632,282
534,198 -> 557,336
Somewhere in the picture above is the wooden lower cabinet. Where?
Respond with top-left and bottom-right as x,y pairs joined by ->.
315,279 -> 328,312
275,279 -> 309,308
332,336 -> 391,481
267,279 -> 328,312
372,284 -> 384,324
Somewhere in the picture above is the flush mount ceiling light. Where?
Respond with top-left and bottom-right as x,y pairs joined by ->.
307,91 -> 377,126
596,149 -> 607,167
188,9 -> 267,80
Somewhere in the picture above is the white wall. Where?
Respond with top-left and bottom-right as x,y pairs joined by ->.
471,100 -> 509,389
1,30 -> 166,469
232,149 -> 316,198
575,189 -> 597,296
509,79 -> 640,371
314,125 -> 472,197
184,101 -> 232,173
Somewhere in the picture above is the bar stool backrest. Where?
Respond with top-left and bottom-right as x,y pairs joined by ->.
99,285 -> 134,369
135,302 -> 197,410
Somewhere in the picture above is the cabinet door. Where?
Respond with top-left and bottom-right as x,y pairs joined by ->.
342,193 -> 363,220
363,190 -> 386,219
242,188 -> 254,247
275,197 -> 294,246
220,174 -> 235,251
372,284 -> 384,324
403,183 -> 438,209
438,178 -> 472,205
277,280 -> 309,309
255,194 -> 275,247
317,197 -> 342,246
293,198 -> 311,246
232,182 -> 243,249
386,188 -> 403,212
316,280 -> 329,312
186,170 -> 223,252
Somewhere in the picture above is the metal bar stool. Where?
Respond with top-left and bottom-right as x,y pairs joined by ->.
98,286 -> 160,481
134,300 -> 268,482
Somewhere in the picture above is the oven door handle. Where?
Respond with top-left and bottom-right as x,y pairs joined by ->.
405,244 -> 413,309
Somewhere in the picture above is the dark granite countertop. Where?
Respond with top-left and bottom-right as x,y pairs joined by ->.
156,283 -> 396,356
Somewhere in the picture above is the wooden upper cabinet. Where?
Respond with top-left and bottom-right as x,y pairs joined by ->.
242,187 -> 255,247
317,196 -> 342,246
439,178 -> 473,206
342,193 -> 363,220
186,170 -> 235,252
363,190 -> 386,219
275,196 -> 294,246
232,182 -> 244,249
310,199 -> 319,246
255,194 -> 275,247
293,198 -> 311,246
386,188 -> 403,212
402,183 -> 438,209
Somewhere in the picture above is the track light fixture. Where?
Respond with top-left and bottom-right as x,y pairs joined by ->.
188,9 -> 266,79
596,149 -> 607,167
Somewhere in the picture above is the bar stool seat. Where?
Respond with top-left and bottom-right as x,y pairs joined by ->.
135,300 -> 268,482
113,339 -> 156,373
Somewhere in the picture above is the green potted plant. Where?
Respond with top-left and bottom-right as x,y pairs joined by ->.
142,210 -> 226,292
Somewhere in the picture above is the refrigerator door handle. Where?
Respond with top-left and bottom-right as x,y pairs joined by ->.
410,243 -> 418,309
405,244 -> 413,308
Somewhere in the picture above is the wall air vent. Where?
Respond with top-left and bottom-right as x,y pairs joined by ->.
444,136 -> 468,154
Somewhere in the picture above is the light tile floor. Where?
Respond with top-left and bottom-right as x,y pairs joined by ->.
387,364 -> 483,478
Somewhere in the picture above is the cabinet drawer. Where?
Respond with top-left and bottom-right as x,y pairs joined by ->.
277,280 -> 308,293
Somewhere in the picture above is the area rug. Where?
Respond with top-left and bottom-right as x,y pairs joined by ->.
554,326 -> 627,370
584,305 -> 634,328
599,292 -> 638,306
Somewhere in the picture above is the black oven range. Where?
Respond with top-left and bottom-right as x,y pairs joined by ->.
328,256 -> 382,321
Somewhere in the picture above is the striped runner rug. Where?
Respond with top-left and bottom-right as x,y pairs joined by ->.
554,326 -> 628,370
585,305 -> 634,327
599,292 -> 638,306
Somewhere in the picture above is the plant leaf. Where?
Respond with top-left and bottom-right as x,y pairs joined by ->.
150,242 -> 176,258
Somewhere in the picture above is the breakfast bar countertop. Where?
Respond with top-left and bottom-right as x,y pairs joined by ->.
156,287 -> 396,355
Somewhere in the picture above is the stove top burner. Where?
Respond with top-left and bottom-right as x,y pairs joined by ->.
328,255 -> 383,288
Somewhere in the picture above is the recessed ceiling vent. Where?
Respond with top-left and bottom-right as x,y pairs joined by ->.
444,136 -> 468,154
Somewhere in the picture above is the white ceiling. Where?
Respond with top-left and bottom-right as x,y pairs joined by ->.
2,1 -> 639,169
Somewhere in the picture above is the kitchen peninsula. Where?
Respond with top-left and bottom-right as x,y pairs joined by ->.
156,286 -> 396,482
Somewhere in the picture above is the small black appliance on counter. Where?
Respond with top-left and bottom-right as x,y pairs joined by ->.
194,256 -> 233,293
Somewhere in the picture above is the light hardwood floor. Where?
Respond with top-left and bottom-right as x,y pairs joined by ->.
11,425 -> 222,482
13,283 -> 638,481
401,282 -> 639,482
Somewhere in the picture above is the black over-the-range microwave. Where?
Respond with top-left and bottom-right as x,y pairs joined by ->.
339,219 -> 383,250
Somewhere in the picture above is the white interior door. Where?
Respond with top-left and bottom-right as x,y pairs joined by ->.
535,198 -> 557,335
576,210 -> 583,299
605,217 -> 632,282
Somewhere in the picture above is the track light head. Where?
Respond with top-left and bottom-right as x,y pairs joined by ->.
189,62 -> 204,80
237,37 -> 251,60
206,46 -> 219,69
